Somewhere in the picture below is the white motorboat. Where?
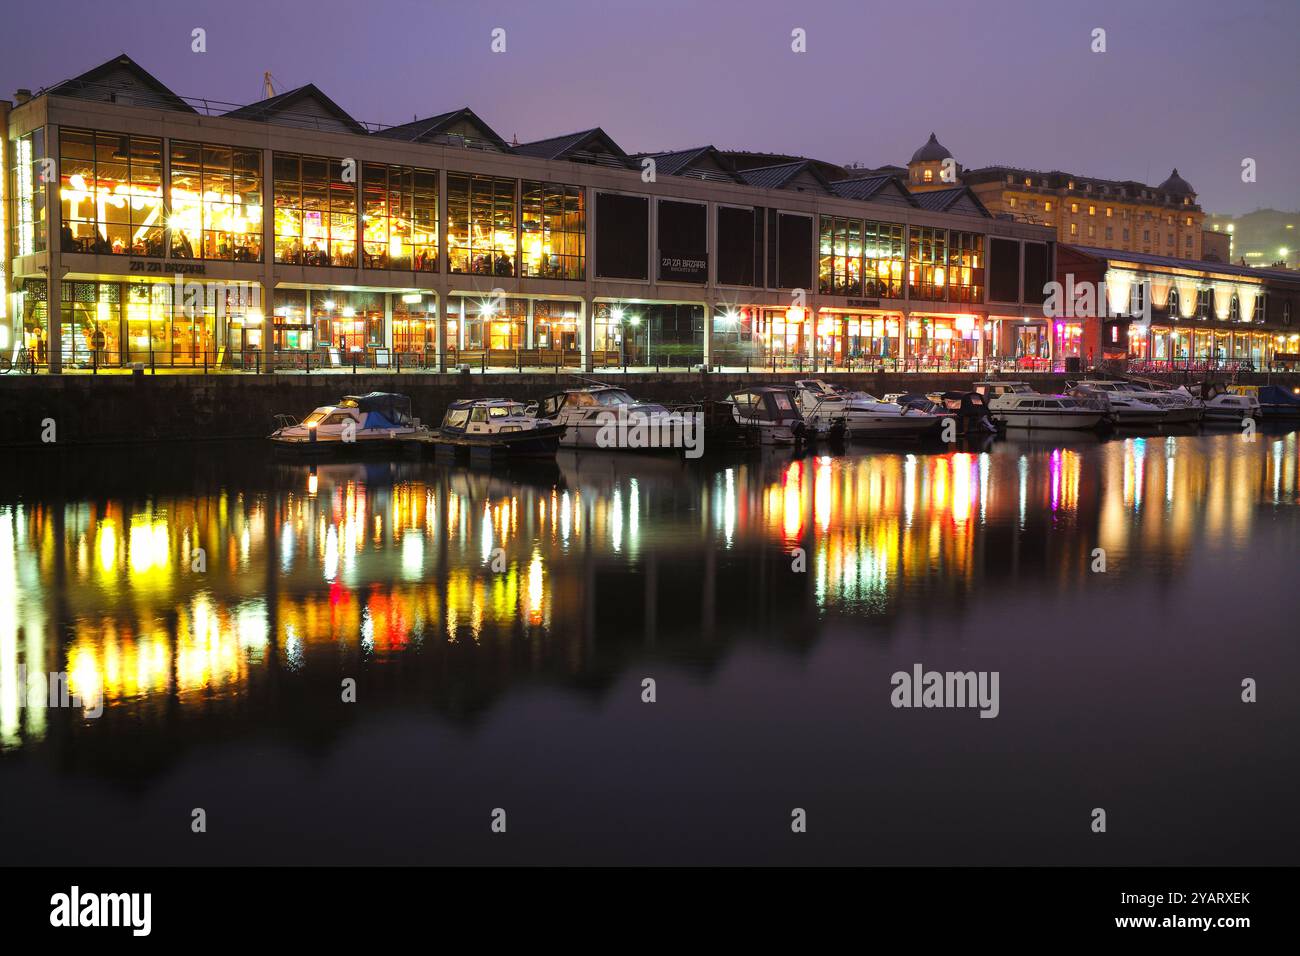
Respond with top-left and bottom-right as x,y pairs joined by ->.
269,392 -> 431,453
726,386 -> 813,445
793,379 -> 943,439
1101,380 -> 1202,423
530,384 -> 678,450
439,398 -> 566,456
1200,391 -> 1260,424
983,392 -> 1106,430
1067,381 -> 1168,426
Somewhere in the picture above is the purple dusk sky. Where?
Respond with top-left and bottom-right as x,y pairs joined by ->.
6,0 -> 1298,215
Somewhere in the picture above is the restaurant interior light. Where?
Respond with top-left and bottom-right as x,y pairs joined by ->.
611,306 -> 625,322
323,299 -> 336,310
402,293 -> 422,304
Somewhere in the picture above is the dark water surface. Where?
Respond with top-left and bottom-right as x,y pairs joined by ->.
2,428 -> 1298,865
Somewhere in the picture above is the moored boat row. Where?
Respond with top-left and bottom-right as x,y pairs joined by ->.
269,376 -> 1293,459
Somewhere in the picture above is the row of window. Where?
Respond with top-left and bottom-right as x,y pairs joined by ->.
15,127 -> 1045,301
40,128 -> 588,278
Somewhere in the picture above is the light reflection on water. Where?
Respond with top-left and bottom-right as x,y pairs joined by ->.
0,427 -> 1297,753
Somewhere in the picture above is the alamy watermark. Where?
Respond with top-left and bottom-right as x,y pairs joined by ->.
1043,273 -> 1151,322
4,665 -> 103,718
891,663 -> 1000,718
594,405 -> 704,459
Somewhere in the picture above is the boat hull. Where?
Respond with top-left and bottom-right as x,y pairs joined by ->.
994,410 -> 1105,430
843,414 -> 944,439
436,423 -> 567,457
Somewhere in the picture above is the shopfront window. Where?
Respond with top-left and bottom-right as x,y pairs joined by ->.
948,232 -> 984,304
908,227 -> 948,300
312,290 -> 382,353
58,280 -> 121,365
710,307 -> 756,367
362,163 -> 437,271
274,154 -> 357,267
392,294 -> 437,353
448,173 -> 516,276
814,312 -> 900,366
169,141 -> 263,261
59,128 -> 163,256
755,307 -> 811,366
591,303 -> 702,367
10,128 -> 48,255
272,289 -> 311,351
1053,320 -> 1083,360
532,300 -> 580,353
521,182 -> 584,279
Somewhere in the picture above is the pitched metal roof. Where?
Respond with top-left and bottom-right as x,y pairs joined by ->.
911,186 -> 991,217
635,145 -> 742,182
830,174 -> 915,204
46,54 -> 197,113
737,161 -> 833,192
223,83 -> 367,134
513,128 -> 630,165
372,107 -> 509,150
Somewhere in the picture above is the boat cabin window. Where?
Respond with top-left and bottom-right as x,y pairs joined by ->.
489,406 -> 513,418
470,407 -> 489,422
771,392 -> 794,412
302,411 -> 329,426
322,413 -> 350,425
731,392 -> 758,413
594,389 -> 634,406
570,392 -> 599,408
442,408 -> 470,428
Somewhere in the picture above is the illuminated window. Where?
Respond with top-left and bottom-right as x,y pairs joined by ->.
362,163 -> 438,271
1008,196 -> 1017,208
908,226 -> 947,300
947,231 -> 984,303
9,128 -> 47,255
923,168 -> 933,182
169,140 -> 263,261
1088,205 -> 1096,216
1105,207 -> 1113,217
60,128 -> 163,256
448,173 -> 516,276
520,181 -> 584,280
274,153 -> 357,267
862,220 -> 904,298
1070,202 -> 1079,214
1044,200 -> 1052,212
819,216 -> 863,295
1069,223 -> 1078,236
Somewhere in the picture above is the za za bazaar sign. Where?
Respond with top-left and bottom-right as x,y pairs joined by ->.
660,255 -> 707,282
129,260 -> 206,275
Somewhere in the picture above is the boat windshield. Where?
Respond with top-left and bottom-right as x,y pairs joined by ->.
302,410 -> 329,426
593,389 -> 635,406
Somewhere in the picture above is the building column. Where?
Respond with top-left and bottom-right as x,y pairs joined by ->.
582,296 -> 594,372
899,309 -> 909,368
383,294 -> 394,353
46,266 -> 62,374
525,298 -> 535,351
703,296 -> 714,370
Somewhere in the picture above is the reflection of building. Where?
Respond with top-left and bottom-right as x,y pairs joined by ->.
1057,244 -> 1300,368
1204,209 -> 1299,271
4,55 -> 1053,374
